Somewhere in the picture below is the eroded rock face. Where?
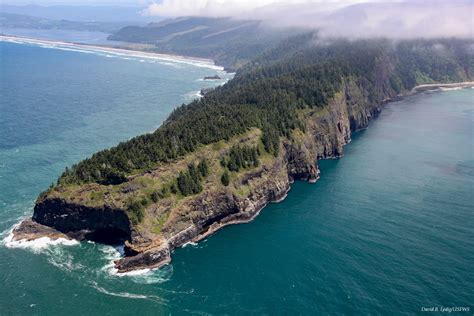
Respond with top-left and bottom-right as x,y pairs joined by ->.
12,218 -> 70,242
114,158 -> 292,273
32,198 -> 132,244
14,79 -> 392,272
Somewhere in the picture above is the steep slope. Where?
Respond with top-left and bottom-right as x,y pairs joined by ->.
108,17 -> 303,70
12,36 -> 473,272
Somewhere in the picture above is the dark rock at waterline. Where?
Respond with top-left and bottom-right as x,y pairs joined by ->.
14,77 -> 441,273
200,87 -> 214,96
32,197 -> 132,245
203,75 -> 221,80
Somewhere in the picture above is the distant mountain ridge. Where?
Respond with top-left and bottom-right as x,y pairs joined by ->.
109,17 -> 304,70
0,4 -> 157,23
0,12 -> 131,33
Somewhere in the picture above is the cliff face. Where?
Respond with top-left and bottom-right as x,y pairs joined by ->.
33,198 -> 132,244
12,77 -> 391,272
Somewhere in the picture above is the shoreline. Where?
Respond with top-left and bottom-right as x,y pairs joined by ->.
380,81 -> 474,105
0,34 -> 224,71
135,81 -> 474,273
6,76 -> 474,273
115,185 -> 292,273
411,81 -> 474,93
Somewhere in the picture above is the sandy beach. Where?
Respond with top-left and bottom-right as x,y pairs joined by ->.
0,34 -> 223,71
412,81 -> 474,92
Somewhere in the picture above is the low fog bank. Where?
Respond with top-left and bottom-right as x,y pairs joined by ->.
144,0 -> 473,39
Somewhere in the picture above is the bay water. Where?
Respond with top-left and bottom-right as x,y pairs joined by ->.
0,40 -> 472,315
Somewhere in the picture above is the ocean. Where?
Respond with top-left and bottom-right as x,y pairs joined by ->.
0,40 -> 473,315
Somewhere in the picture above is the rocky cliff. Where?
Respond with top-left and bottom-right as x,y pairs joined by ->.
11,77 -> 397,272
10,35 -> 474,272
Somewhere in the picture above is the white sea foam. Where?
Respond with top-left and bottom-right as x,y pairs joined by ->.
99,244 -> 150,277
92,271 -> 169,301
46,246 -> 84,272
122,265 -> 173,284
182,241 -> 198,247
0,35 -> 223,71
439,87 -> 463,91
90,281 -> 163,302
183,90 -> 203,101
3,234 -> 79,252
99,244 -> 122,274
2,222 -> 78,252
98,244 -> 172,283
159,61 -> 183,69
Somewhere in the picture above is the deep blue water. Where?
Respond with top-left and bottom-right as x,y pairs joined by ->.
1,40 -> 473,315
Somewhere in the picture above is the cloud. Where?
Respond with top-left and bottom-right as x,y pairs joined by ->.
143,0 -> 272,17
143,0 -> 372,17
143,0 -> 474,39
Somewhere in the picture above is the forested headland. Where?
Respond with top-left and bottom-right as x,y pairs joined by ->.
57,35 -> 473,190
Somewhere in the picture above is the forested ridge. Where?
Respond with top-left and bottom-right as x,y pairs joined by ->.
57,35 -> 473,187
108,17 -> 302,70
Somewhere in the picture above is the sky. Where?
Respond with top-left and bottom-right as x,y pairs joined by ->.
2,0 -> 473,38
1,0 -> 392,8
1,0 -> 147,5
143,0 -> 381,17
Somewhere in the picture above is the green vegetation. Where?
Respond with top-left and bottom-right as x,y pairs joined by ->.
108,17 -> 300,70
151,213 -> 169,234
150,190 -> 160,203
55,36 -> 472,193
221,170 -> 230,186
221,144 -> 260,172
176,159 -> 209,196
0,12 -> 127,33
127,200 -> 145,225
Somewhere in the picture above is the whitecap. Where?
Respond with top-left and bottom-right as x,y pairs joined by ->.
3,234 -> 79,252
116,268 -> 152,276
182,241 -> 198,247
46,246 -> 84,272
2,222 -> 78,253
91,282 -> 147,299
439,87 -> 462,91
99,244 -> 172,284
90,282 -> 167,303
183,90 -> 203,101
0,35 -> 223,71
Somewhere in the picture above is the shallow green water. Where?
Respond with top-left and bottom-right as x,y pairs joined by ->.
1,41 -> 473,315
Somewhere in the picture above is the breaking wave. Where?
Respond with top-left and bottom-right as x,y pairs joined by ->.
90,281 -> 167,304
1,221 -> 78,253
99,244 -> 173,284
0,35 -> 223,70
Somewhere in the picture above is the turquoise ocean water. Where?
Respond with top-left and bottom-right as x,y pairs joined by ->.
0,40 -> 473,315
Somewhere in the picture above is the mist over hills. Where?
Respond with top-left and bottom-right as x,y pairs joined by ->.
109,17 -> 304,70
0,4 -> 158,23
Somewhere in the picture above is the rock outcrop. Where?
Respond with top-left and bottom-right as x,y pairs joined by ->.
14,79 -> 464,273
13,198 -> 132,245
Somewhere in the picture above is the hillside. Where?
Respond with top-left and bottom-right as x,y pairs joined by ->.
12,35 -> 473,272
108,17 -> 303,70
0,12 -> 130,33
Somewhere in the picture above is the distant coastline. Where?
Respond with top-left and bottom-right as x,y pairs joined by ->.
380,81 -> 474,104
411,81 -> 474,92
0,34 -> 224,71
